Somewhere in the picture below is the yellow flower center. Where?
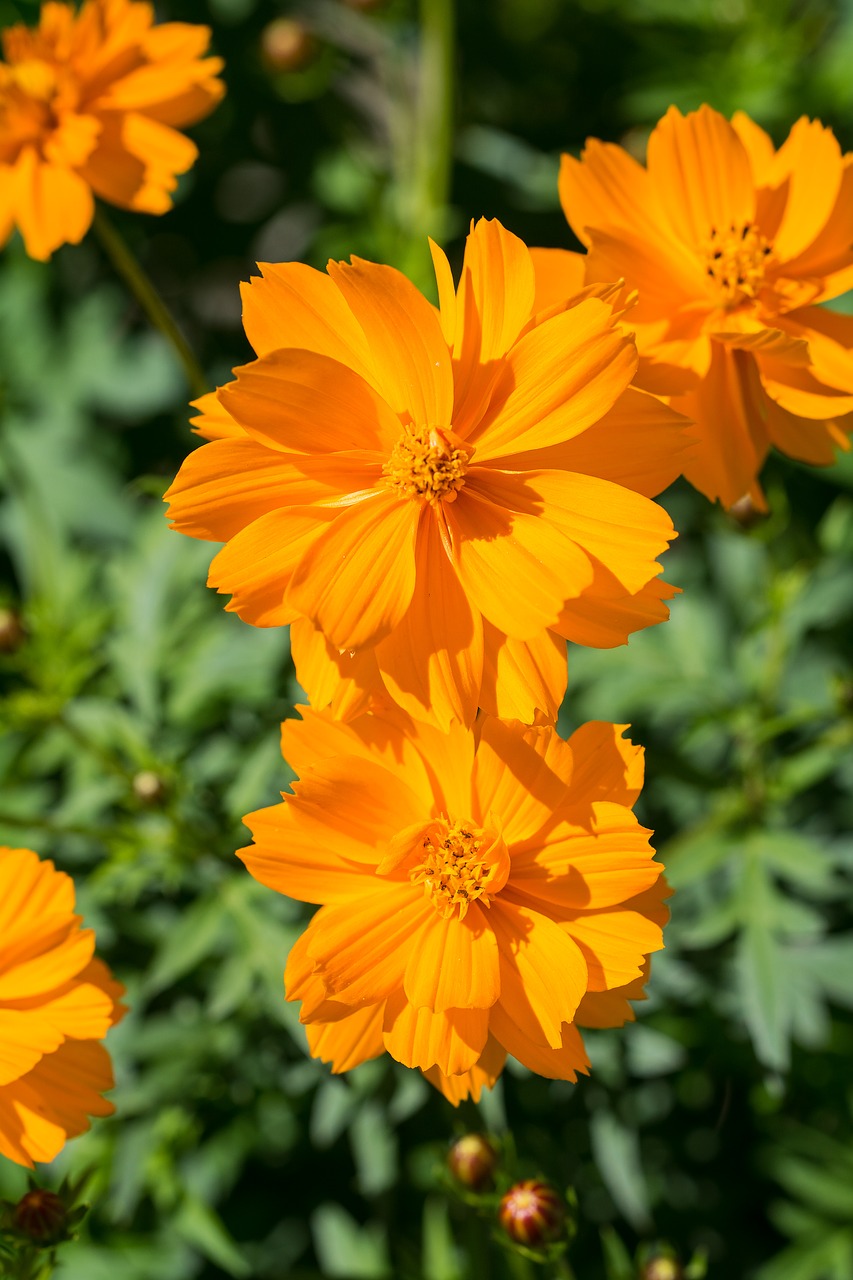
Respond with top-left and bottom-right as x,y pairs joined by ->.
704,221 -> 773,308
409,818 -> 509,920
382,426 -> 469,505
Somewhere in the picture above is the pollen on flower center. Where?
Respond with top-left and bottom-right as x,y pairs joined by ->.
410,818 -> 509,920
704,222 -> 773,308
382,426 -> 469,505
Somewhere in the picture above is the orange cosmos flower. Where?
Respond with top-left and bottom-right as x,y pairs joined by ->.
0,0 -> 224,261
168,218 -> 691,729
0,846 -> 125,1168
238,707 -> 669,1105
556,104 -> 853,508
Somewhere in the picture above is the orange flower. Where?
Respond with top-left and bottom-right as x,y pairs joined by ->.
0,0 -> 224,260
0,846 -> 125,1167
556,105 -> 853,508
168,218 -> 690,729
238,707 -> 669,1105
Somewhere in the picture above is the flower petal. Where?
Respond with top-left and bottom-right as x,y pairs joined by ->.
558,883 -> 669,991
12,148 -> 94,260
208,507 -> 333,626
646,105 -> 755,249
164,438 -> 347,543
446,487 -> 592,640
305,1003 -> 386,1073
473,718 -> 573,845
243,752 -> 430,888
423,1035 -> 506,1105
383,991 -> 489,1075
490,1007 -> 590,1081
489,899 -> 588,1048
375,513 -> 484,731
771,118 -> 844,265
190,391 -> 244,441
240,261 -> 373,376
529,247 -> 587,315
327,257 -> 454,428
220,349 -> 401,454
514,385 -> 694,499
469,299 -> 637,461
556,561 -> 676,649
473,468 -> 675,596
478,623 -> 567,724
669,345 -> 768,507
564,722 -> 644,809
0,1040 -> 114,1169
559,138 -> 672,247
402,904 -> 500,1012
288,492 -> 421,650
290,617 -> 381,720
510,802 -> 661,911
307,888 -> 430,1004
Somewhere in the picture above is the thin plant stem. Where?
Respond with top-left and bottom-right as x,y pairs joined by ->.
399,0 -> 455,285
93,206 -> 207,399
555,1255 -> 578,1279
504,1250 -> 536,1280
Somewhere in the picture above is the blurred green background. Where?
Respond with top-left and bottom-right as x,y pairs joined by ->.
1,0 -> 853,1276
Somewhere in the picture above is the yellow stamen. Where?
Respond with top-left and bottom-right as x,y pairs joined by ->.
409,818 -> 509,920
382,425 -> 468,505
704,221 -> 773,308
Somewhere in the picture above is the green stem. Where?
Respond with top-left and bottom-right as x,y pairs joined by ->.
555,1256 -> 577,1279
401,0 -> 454,282
505,1250 -> 536,1280
92,206 -> 207,399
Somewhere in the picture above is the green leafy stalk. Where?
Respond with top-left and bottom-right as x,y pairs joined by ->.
396,0 -> 455,286
93,207 -> 207,399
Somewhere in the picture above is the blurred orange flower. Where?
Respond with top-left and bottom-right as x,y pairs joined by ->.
238,707 -> 668,1105
0,0 -> 224,260
0,847 -> 125,1167
170,218 -> 690,729
556,105 -> 853,508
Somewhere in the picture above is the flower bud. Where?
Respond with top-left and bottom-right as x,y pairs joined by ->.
0,607 -> 25,654
498,1179 -> 564,1246
13,1189 -> 68,1245
132,770 -> 168,805
640,1252 -> 683,1280
729,493 -> 766,529
447,1133 -> 498,1191
260,18 -> 318,73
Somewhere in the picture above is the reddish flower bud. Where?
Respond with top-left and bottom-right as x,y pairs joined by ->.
260,18 -> 318,73
0,608 -> 25,654
447,1133 -> 498,1190
13,1189 -> 68,1244
498,1179 -> 564,1246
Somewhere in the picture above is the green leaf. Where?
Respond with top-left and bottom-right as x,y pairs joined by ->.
311,1204 -> 391,1279
589,1109 -> 652,1231
172,1195 -> 250,1278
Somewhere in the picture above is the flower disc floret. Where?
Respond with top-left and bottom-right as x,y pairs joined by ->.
407,818 -> 509,919
382,426 -> 469,504
704,222 -> 773,308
